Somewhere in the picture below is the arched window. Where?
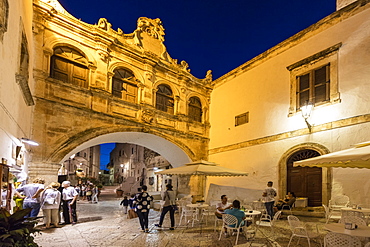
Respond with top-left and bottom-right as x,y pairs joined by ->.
188,96 -> 202,122
156,84 -> 174,114
112,68 -> 137,103
50,46 -> 88,88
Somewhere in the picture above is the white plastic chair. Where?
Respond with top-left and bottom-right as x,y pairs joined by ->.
339,215 -> 367,226
218,214 -> 244,245
282,204 -> 293,215
324,232 -> 361,247
287,215 -> 322,247
255,210 -> 282,236
329,195 -> 350,211
200,205 -> 216,225
323,204 -> 341,224
341,210 -> 365,219
178,206 -> 197,227
253,201 -> 266,213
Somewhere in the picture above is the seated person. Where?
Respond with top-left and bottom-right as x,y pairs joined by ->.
215,194 -> 232,219
224,200 -> 246,228
274,192 -> 296,212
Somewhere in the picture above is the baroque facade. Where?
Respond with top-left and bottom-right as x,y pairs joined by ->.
30,0 -> 212,185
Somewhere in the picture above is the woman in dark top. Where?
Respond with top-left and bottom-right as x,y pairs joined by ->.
155,184 -> 176,230
133,185 -> 153,232
274,192 -> 296,212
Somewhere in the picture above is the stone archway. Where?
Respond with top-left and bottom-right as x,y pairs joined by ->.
59,132 -> 192,167
278,143 -> 331,206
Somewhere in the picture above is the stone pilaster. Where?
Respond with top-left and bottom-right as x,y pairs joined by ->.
28,162 -> 61,186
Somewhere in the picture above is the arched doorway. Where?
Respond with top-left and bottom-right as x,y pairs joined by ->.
287,149 -> 322,206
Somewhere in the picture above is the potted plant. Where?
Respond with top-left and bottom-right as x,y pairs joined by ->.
0,208 -> 40,246
116,188 -> 123,197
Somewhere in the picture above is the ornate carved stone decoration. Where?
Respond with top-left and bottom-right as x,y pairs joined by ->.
205,70 -> 212,83
97,18 -> 112,31
141,110 -> 154,124
135,17 -> 165,42
180,60 -> 190,72
0,0 -> 8,42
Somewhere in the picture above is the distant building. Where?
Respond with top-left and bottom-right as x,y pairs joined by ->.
61,146 -> 100,185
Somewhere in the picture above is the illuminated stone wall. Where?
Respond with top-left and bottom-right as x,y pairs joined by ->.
209,1 -> 370,206
30,0 -> 212,186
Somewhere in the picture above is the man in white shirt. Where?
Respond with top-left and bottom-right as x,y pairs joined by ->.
262,181 -> 277,219
215,195 -> 232,218
61,181 -> 78,224
15,177 -> 45,218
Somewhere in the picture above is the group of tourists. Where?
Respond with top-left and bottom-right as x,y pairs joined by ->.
14,178 -> 79,228
75,183 -> 99,203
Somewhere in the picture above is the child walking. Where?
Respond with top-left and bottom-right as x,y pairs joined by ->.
120,196 -> 129,214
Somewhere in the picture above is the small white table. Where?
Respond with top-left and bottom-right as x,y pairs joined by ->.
324,223 -> 370,238
244,210 -> 262,217
244,210 -> 262,225
341,207 -> 370,214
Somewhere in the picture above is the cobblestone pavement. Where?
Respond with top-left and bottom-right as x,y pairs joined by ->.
34,187 -> 328,247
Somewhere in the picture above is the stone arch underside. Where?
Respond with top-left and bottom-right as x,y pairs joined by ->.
278,142 -> 332,205
57,131 -> 192,168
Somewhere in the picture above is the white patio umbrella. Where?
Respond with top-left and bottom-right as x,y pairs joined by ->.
155,160 -> 248,199
293,141 -> 370,169
155,160 -> 249,176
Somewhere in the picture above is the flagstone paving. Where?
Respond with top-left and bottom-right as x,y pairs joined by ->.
34,187 -> 328,247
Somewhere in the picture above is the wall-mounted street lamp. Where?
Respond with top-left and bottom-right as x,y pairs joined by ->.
300,101 -> 314,131
20,138 -> 39,146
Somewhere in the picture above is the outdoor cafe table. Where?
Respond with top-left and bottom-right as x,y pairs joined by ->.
244,210 -> 262,225
341,207 -> 370,224
324,223 -> 370,238
341,207 -> 370,214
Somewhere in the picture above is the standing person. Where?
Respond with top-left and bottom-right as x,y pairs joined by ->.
86,185 -> 92,201
15,177 -> 45,218
61,181 -> 78,225
81,184 -> 86,200
91,185 -> 98,204
133,185 -> 153,232
120,196 -> 129,214
155,184 -> 176,230
215,195 -> 232,219
262,181 -> 277,219
41,182 -> 61,228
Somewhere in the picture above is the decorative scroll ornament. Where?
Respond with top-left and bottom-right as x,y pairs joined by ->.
141,110 -> 154,124
137,17 -> 165,41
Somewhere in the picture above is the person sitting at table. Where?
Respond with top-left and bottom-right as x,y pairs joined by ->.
274,192 -> 296,213
224,200 -> 246,228
215,194 -> 232,219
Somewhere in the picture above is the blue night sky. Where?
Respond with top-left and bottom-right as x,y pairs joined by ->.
57,0 -> 335,80
100,143 -> 115,170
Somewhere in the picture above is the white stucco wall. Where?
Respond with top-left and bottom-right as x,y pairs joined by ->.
0,0 -> 34,168
208,3 -> 370,205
